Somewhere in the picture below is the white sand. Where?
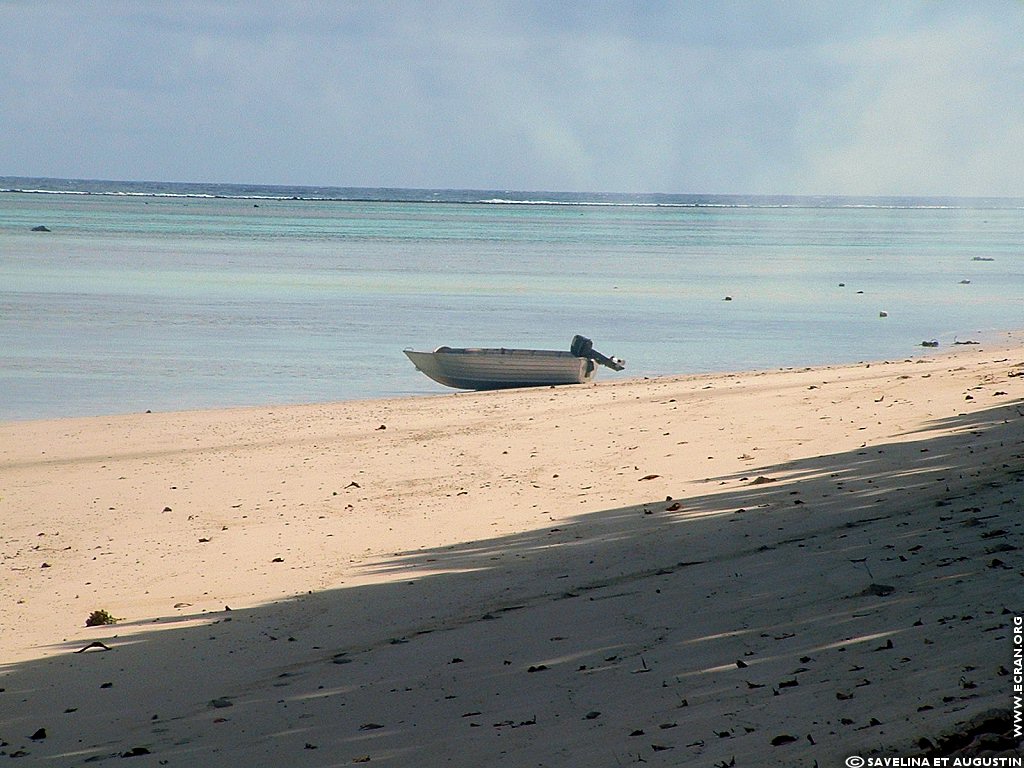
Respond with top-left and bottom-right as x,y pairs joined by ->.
2,334 -> 1023,765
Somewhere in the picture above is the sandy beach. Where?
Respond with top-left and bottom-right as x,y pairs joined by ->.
2,335 -> 1023,766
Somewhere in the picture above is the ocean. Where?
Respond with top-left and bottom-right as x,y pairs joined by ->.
1,177 -> 1022,421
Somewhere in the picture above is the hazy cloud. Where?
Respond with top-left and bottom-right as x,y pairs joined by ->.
2,1 -> 1022,194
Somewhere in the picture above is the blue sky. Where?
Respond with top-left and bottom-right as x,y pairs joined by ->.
3,1 -> 1022,195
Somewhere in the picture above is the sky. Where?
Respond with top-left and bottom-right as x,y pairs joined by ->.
2,1 -> 1023,196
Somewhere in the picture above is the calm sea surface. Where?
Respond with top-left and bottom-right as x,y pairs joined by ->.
1,178 -> 1022,421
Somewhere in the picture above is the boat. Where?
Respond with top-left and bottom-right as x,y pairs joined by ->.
404,334 -> 625,391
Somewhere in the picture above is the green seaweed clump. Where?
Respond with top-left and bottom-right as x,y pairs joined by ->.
85,609 -> 119,627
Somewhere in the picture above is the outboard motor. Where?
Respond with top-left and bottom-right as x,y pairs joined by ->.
571,335 -> 625,371
570,334 -> 593,358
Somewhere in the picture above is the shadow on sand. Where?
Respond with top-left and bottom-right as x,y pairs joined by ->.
2,402 -> 1022,766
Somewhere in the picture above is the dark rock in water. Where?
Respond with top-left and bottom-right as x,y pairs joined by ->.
31,225 -> 51,232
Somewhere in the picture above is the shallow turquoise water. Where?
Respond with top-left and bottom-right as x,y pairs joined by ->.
1,182 -> 1022,419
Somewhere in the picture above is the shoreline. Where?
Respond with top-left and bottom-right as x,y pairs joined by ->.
0,330 -> 1000,427
2,335 -> 1022,764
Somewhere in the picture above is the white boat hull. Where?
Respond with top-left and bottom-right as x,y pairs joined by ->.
404,347 -> 597,390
